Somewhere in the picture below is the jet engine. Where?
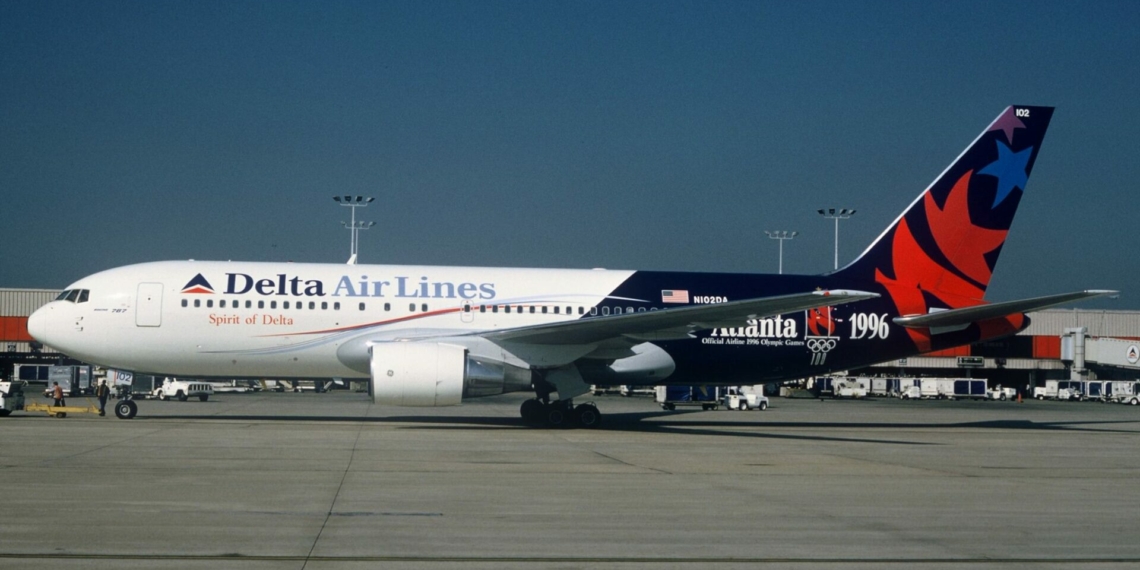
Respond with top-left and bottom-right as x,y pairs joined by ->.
369,342 -> 531,407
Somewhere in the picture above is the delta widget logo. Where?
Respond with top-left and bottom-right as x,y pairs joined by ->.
181,274 -> 215,294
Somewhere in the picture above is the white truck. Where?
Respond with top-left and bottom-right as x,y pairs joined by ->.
987,386 -> 1018,401
0,381 -> 27,417
722,388 -> 769,411
833,378 -> 869,399
1032,380 -> 1082,401
152,378 -> 213,402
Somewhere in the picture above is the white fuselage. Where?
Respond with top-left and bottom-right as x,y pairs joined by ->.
28,260 -> 635,378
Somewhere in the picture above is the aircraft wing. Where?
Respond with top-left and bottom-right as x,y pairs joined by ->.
481,290 -> 879,345
893,290 -> 1117,329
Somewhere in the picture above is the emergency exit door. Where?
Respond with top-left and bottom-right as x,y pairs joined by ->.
136,283 -> 163,327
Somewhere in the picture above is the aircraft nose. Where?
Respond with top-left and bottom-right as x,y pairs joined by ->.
27,306 -> 50,343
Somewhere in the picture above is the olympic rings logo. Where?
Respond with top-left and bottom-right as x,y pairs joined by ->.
807,338 -> 838,353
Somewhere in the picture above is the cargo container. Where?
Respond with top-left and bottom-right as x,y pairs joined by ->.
656,385 -> 721,411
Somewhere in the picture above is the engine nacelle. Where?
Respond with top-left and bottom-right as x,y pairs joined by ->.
370,342 -> 466,407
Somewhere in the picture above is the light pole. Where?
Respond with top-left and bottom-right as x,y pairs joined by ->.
334,195 -> 375,264
817,208 -> 856,270
764,231 -> 797,274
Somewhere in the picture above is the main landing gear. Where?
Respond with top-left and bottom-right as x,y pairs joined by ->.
520,398 -> 601,429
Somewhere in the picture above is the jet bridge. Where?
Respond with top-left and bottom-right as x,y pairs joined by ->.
1061,327 -> 1140,379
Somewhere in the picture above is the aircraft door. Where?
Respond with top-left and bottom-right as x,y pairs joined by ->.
136,283 -> 163,327
460,300 -> 474,323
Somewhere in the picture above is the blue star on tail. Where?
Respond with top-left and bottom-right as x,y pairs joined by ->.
978,141 -> 1033,208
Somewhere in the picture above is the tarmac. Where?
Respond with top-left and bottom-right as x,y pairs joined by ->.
1,390 -> 1139,569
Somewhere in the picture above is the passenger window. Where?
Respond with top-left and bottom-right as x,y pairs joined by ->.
504,306 -> 511,314
626,307 -> 634,314
194,299 -> 201,308
77,290 -> 89,303
638,307 -> 646,312
334,302 -> 340,310
321,302 -> 328,310
220,300 -> 226,308
181,299 -> 188,308
614,307 -> 622,315
409,303 -> 416,312
359,302 -> 365,311
553,306 -> 560,314
529,306 -> 536,314
207,300 -> 214,308
309,302 -> 315,310
590,307 -> 598,316
284,301 -> 290,309
566,306 -> 571,314
270,301 -> 277,309
578,307 -> 584,315
297,301 -> 302,310
258,301 -> 265,309
480,305 -> 486,313
492,305 -> 499,313
463,304 -> 471,313
246,300 -> 252,309
421,303 -> 428,312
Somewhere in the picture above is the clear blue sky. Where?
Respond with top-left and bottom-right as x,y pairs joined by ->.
2,1 -> 1137,308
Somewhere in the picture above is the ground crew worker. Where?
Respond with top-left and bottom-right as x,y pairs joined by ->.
95,379 -> 110,416
51,381 -> 65,407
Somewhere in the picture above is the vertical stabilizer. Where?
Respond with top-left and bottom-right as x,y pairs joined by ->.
835,106 -> 1054,306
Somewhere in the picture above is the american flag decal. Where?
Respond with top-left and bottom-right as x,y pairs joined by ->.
661,290 -> 689,303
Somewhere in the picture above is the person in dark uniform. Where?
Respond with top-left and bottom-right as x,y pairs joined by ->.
95,379 -> 110,416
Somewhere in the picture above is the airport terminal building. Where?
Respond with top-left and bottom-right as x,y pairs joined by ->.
2,288 -> 1138,390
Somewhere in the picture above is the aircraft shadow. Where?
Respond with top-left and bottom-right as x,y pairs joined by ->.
146,409 -> 1140,445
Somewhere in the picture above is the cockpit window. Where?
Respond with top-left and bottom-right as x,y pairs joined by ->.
56,289 -> 90,303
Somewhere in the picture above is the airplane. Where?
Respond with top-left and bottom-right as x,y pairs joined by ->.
28,105 -> 1113,427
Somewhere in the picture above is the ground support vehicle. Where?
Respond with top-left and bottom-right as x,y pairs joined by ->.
0,381 -> 27,417
987,387 -> 1018,401
723,390 -> 769,411
870,378 -> 902,397
1108,381 -> 1140,405
152,378 -> 213,402
833,379 -> 869,399
1033,380 -> 1083,401
656,386 -> 721,411
949,379 -> 988,400
25,401 -> 101,418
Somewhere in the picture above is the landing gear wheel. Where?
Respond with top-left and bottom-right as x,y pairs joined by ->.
574,404 -> 601,429
520,399 -> 544,424
115,400 -> 138,419
546,406 -> 567,428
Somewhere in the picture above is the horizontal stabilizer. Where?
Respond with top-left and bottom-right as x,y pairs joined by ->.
484,290 -> 879,345
893,290 -> 1117,329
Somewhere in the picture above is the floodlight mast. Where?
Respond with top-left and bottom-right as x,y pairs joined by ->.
764,231 -> 798,274
333,195 -> 375,265
817,208 -> 856,270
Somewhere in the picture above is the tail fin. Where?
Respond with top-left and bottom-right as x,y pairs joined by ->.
835,105 -> 1054,304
